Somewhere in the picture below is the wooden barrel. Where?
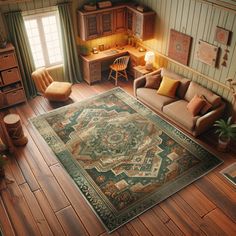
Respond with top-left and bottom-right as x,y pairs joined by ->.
3,114 -> 28,146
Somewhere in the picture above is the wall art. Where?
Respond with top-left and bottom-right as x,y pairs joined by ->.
168,29 -> 192,66
196,40 -> 219,67
215,26 -> 230,45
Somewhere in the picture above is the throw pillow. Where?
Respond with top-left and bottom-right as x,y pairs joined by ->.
200,95 -> 212,115
145,74 -> 162,89
187,95 -> 206,116
157,76 -> 179,98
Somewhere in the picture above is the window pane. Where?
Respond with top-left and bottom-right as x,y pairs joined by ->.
24,12 -> 63,68
24,19 -> 45,68
42,15 -> 63,65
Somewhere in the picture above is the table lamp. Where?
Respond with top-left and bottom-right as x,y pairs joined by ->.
144,51 -> 155,70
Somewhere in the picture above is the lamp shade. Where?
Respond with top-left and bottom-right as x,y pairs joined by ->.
144,51 -> 155,63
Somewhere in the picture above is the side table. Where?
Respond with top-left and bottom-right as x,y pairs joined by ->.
3,114 -> 28,146
133,65 -> 157,79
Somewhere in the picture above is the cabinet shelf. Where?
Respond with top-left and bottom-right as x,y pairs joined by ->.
0,44 -> 26,109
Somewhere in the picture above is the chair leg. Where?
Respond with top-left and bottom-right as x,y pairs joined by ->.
108,69 -> 112,80
124,70 -> 128,81
115,70 -> 118,86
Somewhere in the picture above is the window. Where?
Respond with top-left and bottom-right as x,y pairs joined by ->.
24,12 -> 63,69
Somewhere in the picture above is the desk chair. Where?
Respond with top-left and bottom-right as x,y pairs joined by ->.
108,56 -> 130,86
32,68 -> 72,102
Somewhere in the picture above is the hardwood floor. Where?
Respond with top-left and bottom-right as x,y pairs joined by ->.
0,80 -> 236,236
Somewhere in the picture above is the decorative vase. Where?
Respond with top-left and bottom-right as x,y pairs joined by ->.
218,136 -> 230,152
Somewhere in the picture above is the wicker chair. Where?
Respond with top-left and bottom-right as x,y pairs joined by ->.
108,56 -> 130,86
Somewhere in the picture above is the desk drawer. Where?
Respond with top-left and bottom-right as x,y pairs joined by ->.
1,68 -> 21,85
90,62 -> 101,71
0,52 -> 17,70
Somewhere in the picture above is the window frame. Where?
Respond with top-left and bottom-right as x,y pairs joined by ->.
24,11 -> 63,69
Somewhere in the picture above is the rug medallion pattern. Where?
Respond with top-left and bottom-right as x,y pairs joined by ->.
30,88 -> 223,232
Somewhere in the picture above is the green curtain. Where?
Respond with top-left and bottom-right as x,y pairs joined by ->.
58,3 -> 82,83
5,11 -> 37,99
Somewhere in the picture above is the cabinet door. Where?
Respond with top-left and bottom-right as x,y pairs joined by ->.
100,11 -> 113,36
114,8 -> 126,33
85,14 -> 100,39
133,13 -> 143,39
126,9 -> 134,33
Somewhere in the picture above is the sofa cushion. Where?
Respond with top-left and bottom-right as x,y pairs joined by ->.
145,74 -> 162,89
161,68 -> 190,99
187,95 -> 206,116
137,88 -> 178,111
163,100 -> 199,131
45,81 -> 72,101
200,95 -> 213,115
185,82 -> 221,108
157,76 -> 180,98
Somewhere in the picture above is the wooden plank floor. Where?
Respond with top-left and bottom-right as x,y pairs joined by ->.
0,80 -> 236,236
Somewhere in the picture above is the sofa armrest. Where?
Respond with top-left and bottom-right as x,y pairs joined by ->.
195,102 -> 226,136
133,68 -> 162,97
133,76 -> 146,97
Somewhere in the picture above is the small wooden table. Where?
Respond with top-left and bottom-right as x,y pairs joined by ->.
133,65 -> 157,79
3,114 -> 28,146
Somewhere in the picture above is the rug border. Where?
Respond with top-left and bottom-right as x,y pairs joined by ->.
29,87 -> 223,233
220,162 -> 236,186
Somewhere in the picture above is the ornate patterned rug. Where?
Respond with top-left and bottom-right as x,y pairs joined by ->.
30,88 -> 223,232
220,162 -> 236,186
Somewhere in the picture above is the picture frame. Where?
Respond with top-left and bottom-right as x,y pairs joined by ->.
168,29 -> 192,66
195,40 -> 219,67
215,26 -> 230,45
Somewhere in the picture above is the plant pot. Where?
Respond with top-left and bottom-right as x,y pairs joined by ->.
218,137 -> 230,152
80,46 -> 90,56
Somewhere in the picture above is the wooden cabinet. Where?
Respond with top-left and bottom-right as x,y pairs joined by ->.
126,9 -> 134,34
0,44 -> 26,109
78,4 -> 155,41
85,14 -> 100,40
114,8 -> 126,33
129,9 -> 156,40
100,11 -> 113,36
78,10 -> 113,40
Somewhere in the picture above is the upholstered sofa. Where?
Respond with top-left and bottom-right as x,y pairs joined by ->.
134,68 -> 225,137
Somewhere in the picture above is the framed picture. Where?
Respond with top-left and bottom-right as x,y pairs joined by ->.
215,26 -> 230,45
168,29 -> 192,66
195,40 -> 219,67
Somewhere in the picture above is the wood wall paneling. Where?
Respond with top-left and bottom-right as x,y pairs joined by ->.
139,0 -> 236,101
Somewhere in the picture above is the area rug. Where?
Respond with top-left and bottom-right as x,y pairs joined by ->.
220,162 -> 236,186
30,88 -> 223,232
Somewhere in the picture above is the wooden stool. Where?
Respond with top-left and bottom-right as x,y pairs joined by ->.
3,114 -> 28,146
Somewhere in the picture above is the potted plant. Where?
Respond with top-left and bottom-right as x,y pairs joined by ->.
79,44 -> 90,56
214,116 -> 236,151
0,29 -> 7,49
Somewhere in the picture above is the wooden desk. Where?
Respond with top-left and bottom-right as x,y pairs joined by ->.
80,45 -> 146,85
